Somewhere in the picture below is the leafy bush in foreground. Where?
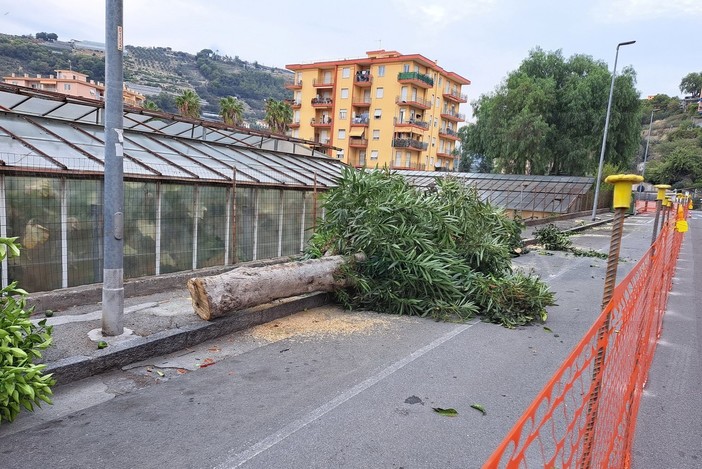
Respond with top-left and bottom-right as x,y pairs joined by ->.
306,168 -> 555,327
0,237 -> 55,424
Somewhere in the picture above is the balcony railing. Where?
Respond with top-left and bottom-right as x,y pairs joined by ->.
397,71 -> 434,88
394,117 -> 430,130
311,116 -> 333,126
311,97 -> 333,107
352,97 -> 372,107
390,162 -> 426,171
436,151 -> 454,158
440,110 -> 466,122
351,116 -> 370,126
354,72 -> 372,86
392,138 -> 428,151
349,137 -> 368,148
285,80 -> 303,90
442,90 -> 468,103
313,78 -> 334,88
439,127 -> 459,139
395,96 -> 432,109
289,120 -> 300,128
285,99 -> 302,108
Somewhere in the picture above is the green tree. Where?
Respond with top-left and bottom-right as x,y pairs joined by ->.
219,96 -> 245,126
264,99 -> 293,133
679,72 -> 702,97
175,89 -> 201,119
142,100 -> 159,111
462,48 -> 641,176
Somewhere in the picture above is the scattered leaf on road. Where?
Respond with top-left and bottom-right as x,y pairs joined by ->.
433,407 -> 458,417
199,358 -> 216,368
470,404 -> 487,415
543,326 -> 553,333
177,368 -> 188,374
97,341 -> 108,349
155,370 -> 165,377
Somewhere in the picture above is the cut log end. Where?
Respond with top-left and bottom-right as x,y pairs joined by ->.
187,278 -> 212,321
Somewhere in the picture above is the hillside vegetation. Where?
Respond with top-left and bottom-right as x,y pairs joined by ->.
0,33 -> 291,119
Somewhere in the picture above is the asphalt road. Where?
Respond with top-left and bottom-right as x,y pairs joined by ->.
0,215 -> 677,469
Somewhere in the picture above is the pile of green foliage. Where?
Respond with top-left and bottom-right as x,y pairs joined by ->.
533,224 -> 607,259
306,168 -> 555,327
0,237 -> 54,424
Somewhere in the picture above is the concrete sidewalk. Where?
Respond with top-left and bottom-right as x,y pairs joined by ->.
24,212 -> 621,388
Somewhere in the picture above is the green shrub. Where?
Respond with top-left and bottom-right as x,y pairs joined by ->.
0,237 -> 55,425
306,168 -> 555,327
534,224 -> 573,251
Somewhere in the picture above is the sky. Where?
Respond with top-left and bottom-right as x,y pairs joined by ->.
1,0 -> 700,119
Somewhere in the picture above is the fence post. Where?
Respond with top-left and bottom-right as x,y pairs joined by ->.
651,184 -> 670,245
581,174 -> 642,469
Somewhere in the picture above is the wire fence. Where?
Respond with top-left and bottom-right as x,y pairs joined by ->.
483,204 -> 686,468
0,158 -> 324,293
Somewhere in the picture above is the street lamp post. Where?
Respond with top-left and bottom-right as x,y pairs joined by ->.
641,108 -> 656,178
591,40 -> 636,221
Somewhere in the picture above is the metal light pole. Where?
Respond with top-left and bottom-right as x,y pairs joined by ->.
102,0 -> 125,336
641,109 -> 656,178
591,40 -> 636,221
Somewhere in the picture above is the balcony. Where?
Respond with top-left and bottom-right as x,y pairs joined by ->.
352,97 -> 372,107
350,115 -> 370,127
285,80 -> 302,90
442,90 -> 468,103
289,120 -> 301,129
397,71 -> 434,89
390,163 -> 427,171
436,151 -> 454,159
285,99 -> 302,109
438,127 -> 460,140
311,116 -> 333,127
311,97 -> 333,108
354,72 -> 372,87
440,110 -> 466,122
349,137 -> 368,148
395,96 -> 432,110
313,78 -> 334,88
349,156 -> 367,168
394,117 -> 430,131
392,138 -> 428,151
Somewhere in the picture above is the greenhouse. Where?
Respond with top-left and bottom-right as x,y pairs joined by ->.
0,83 -> 344,292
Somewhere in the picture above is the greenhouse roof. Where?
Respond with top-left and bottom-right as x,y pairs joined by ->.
0,83 -> 343,188
395,170 -> 595,214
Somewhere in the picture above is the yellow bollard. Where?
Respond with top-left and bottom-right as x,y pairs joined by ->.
654,184 -> 671,201
652,184 -> 671,244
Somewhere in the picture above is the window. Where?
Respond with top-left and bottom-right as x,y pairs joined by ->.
436,98 -> 440,107
439,76 -> 442,86
372,130 -> 380,140
403,64 -> 410,73
337,149 -> 345,160
373,109 -> 382,119
63,84 -> 71,91
376,87 -> 384,99
341,88 -> 349,99
339,109 -> 347,120
414,65 -> 420,73
338,129 -> 346,139
378,65 -> 385,77
432,137 -> 436,147
434,118 -> 438,127
342,67 -> 350,78
371,150 -> 379,160
394,151 -> 402,166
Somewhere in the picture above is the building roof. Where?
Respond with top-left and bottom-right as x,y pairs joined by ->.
0,83 -> 343,188
394,170 -> 595,214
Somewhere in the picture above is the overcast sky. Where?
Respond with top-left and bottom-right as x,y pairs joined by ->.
2,0 -> 700,117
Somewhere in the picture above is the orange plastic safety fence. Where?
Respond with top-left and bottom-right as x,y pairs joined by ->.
484,208 -> 686,469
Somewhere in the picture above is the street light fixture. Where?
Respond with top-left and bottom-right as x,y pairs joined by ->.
591,40 -> 636,221
641,108 -> 658,178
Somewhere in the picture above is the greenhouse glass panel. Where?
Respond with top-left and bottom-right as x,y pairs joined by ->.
280,190 -> 304,256
236,187 -> 255,262
256,189 -> 281,260
6,176 -> 62,292
160,184 -> 194,273
67,179 -> 103,286
124,182 -> 158,279
196,186 -> 228,268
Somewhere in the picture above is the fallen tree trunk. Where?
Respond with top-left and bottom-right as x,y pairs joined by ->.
188,255 -> 359,320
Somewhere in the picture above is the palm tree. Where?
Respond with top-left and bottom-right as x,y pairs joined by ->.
175,89 -> 201,119
219,96 -> 245,126
264,99 -> 293,133
142,100 -> 160,111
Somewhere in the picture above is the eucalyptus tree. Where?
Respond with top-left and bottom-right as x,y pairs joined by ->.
219,96 -> 245,126
461,48 -> 641,176
175,89 -> 201,119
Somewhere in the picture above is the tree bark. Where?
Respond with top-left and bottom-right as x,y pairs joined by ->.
187,255 -> 355,320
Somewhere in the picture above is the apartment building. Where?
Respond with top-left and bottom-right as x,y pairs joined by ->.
286,50 -> 469,171
3,70 -> 145,107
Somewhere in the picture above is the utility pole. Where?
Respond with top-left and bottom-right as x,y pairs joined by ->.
102,0 -> 125,336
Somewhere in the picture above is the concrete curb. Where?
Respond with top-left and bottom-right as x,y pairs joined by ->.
45,292 -> 331,386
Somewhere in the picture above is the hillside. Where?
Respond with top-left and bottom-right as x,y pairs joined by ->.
0,33 -> 292,119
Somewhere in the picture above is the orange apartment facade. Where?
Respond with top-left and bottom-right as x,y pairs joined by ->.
3,70 -> 145,107
286,50 -> 469,171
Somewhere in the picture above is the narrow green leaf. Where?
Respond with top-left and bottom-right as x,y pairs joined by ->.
470,404 -> 487,415
543,326 -> 553,333
433,407 -> 459,417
